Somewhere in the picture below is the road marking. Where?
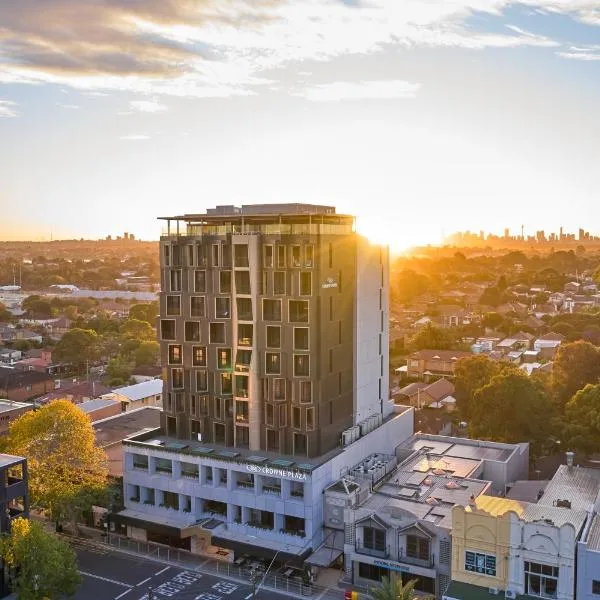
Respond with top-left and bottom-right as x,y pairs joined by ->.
137,577 -> 152,586
155,566 -> 171,576
244,594 -> 252,600
78,571 -> 133,588
115,590 -> 132,600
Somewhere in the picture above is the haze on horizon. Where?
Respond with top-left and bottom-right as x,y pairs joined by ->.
1,1 -> 599,252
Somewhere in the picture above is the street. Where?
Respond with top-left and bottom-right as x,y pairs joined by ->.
71,541 -> 306,600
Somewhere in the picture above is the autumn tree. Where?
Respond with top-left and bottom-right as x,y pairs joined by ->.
121,318 -> 155,342
53,328 -> 99,371
0,517 -> 80,599
409,323 -> 456,351
552,341 -> 600,409
563,384 -> 600,456
129,302 -> 158,325
5,400 -> 108,528
454,355 -> 501,420
470,370 -> 555,457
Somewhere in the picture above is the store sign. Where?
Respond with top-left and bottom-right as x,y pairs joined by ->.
322,277 -> 338,289
373,559 -> 409,573
246,464 -> 307,481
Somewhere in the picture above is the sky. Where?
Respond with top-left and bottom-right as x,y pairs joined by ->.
1,0 -> 599,252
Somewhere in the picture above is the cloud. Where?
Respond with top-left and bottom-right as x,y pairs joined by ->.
556,43 -> 600,60
129,98 -> 168,113
0,100 -> 18,118
295,80 -> 421,102
57,103 -> 80,109
119,134 -> 151,141
0,0 -> 587,97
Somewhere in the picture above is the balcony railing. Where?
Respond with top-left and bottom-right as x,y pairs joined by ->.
355,542 -> 390,559
397,550 -> 435,569
237,481 -> 255,490
263,485 -> 281,496
290,489 -> 304,499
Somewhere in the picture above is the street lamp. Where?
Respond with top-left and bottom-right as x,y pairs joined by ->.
250,568 -> 260,600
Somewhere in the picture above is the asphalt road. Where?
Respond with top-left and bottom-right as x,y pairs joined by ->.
71,541 -> 302,600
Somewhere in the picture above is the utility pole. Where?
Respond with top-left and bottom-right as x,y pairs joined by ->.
148,586 -> 153,600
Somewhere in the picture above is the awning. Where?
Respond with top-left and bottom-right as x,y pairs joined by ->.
305,530 -> 344,567
110,509 -> 220,539
210,535 -> 311,565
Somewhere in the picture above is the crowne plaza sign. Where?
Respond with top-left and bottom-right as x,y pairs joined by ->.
246,464 -> 308,481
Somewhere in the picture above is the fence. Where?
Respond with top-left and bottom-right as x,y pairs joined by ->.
105,534 -> 343,599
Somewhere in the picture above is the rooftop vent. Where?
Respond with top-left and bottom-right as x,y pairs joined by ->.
445,481 -> 460,490
556,499 -> 571,509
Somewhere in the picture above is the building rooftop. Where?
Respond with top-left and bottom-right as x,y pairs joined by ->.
506,479 -> 550,503
93,406 -> 162,448
110,379 -> 163,402
0,398 -> 32,412
79,397 -> 121,414
0,453 -> 25,469
37,380 -> 111,405
538,464 -> 600,512
585,513 -> 600,551
0,367 -> 53,388
409,349 -> 471,362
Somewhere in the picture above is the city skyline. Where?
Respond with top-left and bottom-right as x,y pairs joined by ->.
1,1 -> 600,251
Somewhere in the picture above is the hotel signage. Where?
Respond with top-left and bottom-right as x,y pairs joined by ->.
246,464 -> 307,481
322,277 -> 338,289
373,559 -> 410,573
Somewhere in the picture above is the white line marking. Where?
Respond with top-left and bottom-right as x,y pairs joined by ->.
78,571 -> 133,588
244,594 -> 252,600
155,566 -> 171,576
115,590 -> 132,600
137,577 -> 152,586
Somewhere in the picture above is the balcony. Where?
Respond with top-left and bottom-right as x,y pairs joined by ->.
397,550 -> 435,569
262,485 -> 281,496
237,480 -> 255,491
290,489 -> 304,499
355,542 -> 390,559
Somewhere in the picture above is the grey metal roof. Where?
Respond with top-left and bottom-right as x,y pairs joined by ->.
539,465 -> 600,512
521,504 -> 587,532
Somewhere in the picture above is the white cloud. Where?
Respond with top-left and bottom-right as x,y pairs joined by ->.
557,50 -> 600,60
57,103 -> 80,109
295,79 -> 421,102
0,99 -> 18,118
119,134 -> 151,140
129,98 -> 168,113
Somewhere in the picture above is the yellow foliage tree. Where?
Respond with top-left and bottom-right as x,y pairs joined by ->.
5,400 -> 108,526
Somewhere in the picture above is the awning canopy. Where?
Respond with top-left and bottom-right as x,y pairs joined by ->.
305,530 -> 344,567
210,535 -> 311,565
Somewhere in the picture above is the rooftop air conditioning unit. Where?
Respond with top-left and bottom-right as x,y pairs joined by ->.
505,591 -> 516,599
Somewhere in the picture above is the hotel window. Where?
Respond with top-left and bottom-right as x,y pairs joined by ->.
273,271 -> 286,295
329,296 -> 333,320
220,271 -> 232,293
525,562 -> 558,599
199,395 -> 209,415
328,242 -> 333,268
289,300 -> 309,323
236,297 -> 252,321
465,551 -> 497,577
235,350 -> 252,373
215,297 -> 230,319
265,352 -> 281,375
166,295 -> 181,316
214,397 -> 224,420
171,368 -> 184,389
265,403 -> 274,426
235,271 -> 251,294
592,581 -> 600,595
277,245 -> 286,268
209,322 -> 225,344
234,244 -> 249,268
217,348 -> 232,370
304,245 -> 314,268
235,400 -> 249,423
214,422 -> 226,444
291,245 -> 301,267
300,272 -> 312,296
292,407 -> 301,429
196,370 -> 208,392
299,381 -> 312,404
168,344 -> 182,365
161,319 -> 176,340
294,328 -> 309,350
235,374 -> 249,397
266,326 -> 281,348
293,433 -> 307,456
236,426 -> 249,448
273,378 -> 286,401
294,354 -> 310,377
306,407 -> 314,430
406,536 -> 430,561
220,373 -> 232,395
279,405 -> 287,426
185,321 -> 201,342
192,346 -> 206,367
196,245 -> 207,267
172,244 -> 181,266
266,429 -> 279,451
194,270 -> 206,293
222,244 -> 232,268
264,245 -> 273,268
238,324 -> 253,346
363,527 -> 386,552
170,269 -> 182,292
263,299 -> 281,322
163,244 -> 171,266
190,296 -> 205,318
212,244 -> 220,267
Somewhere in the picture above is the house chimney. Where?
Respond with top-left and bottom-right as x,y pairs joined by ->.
566,451 -> 575,469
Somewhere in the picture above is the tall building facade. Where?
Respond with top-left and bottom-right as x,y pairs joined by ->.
157,203 -> 390,458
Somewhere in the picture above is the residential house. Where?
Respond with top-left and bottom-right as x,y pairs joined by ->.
45,317 -> 72,339
437,305 -> 470,328
104,379 -> 162,412
0,399 -> 33,435
130,365 -> 162,384
564,282 -> 582,295
0,368 -> 54,402
534,332 -> 565,360
407,350 -> 471,380
0,349 -> 22,366
532,303 -> 560,319
37,380 -> 112,405
394,379 -> 455,409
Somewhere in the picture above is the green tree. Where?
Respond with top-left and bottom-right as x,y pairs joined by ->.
121,318 -> 155,342
135,340 -> 159,367
53,328 -> 99,371
128,302 -> 158,325
0,517 -> 81,599
552,341 -> 600,410
470,370 -> 555,457
107,357 -> 133,386
0,301 -> 12,322
409,323 -> 456,351
454,355 -> 501,420
370,576 -> 429,600
481,312 -> 503,330
23,296 -> 53,318
563,384 -> 600,456
5,400 -> 108,528
479,286 -> 503,307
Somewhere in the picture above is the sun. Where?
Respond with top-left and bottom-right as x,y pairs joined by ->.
356,216 -> 436,255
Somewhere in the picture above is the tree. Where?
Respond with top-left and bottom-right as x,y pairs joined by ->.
479,286 -> 503,307
370,576 -> 429,600
0,301 -> 12,322
53,328 -> 99,370
121,318 -> 155,342
481,312 -> 503,330
563,384 -> 600,456
5,400 -> 108,527
135,340 -> 159,367
0,517 -> 80,599
552,341 -> 600,409
129,302 -> 158,325
454,355 -> 501,420
106,357 -> 133,386
470,370 -> 555,457
409,323 -> 456,351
